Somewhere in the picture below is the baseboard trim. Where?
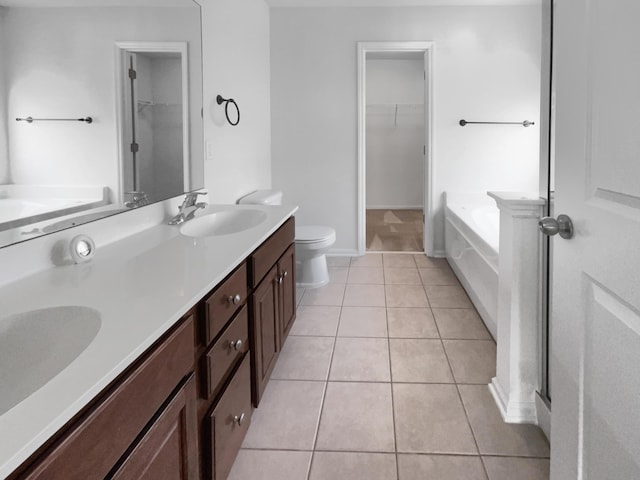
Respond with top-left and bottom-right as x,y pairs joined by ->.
366,205 -> 423,210
535,392 -> 551,441
489,377 -> 538,424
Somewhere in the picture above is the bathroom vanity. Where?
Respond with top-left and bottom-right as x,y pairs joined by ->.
0,206 -> 297,480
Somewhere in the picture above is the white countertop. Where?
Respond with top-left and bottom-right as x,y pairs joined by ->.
0,203 -> 297,478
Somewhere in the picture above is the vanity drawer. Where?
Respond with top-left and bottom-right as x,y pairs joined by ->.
209,354 -> 252,480
21,314 -> 195,480
250,217 -> 294,288
204,263 -> 247,345
203,305 -> 249,400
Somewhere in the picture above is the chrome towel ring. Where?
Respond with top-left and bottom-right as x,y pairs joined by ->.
216,95 -> 240,126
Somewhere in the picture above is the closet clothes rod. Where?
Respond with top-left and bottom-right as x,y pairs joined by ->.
459,119 -> 534,127
16,116 -> 93,124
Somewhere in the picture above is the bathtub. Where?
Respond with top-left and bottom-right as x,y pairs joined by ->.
445,192 -> 499,338
0,185 -> 108,230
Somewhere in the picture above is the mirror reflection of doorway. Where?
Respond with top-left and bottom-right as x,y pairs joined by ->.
117,42 -> 190,207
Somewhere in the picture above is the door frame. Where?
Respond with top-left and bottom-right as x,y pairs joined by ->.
114,41 -> 190,203
356,41 -> 435,255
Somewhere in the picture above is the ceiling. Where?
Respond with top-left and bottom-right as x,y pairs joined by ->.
0,0 -> 541,9
264,0 -> 540,6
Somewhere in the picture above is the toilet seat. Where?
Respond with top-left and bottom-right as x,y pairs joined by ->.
295,225 -> 336,244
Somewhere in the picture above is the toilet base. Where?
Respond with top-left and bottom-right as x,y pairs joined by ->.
296,253 -> 330,289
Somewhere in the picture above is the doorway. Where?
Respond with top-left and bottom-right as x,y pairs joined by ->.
357,42 -> 434,256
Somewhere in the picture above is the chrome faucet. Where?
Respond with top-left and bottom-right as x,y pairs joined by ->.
168,192 -> 207,225
124,191 -> 149,209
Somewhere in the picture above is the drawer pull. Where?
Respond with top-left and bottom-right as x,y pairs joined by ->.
229,339 -> 243,351
233,412 -> 246,426
227,294 -> 241,305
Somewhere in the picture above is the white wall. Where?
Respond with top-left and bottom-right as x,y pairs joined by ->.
271,6 -> 541,254
0,7 -> 8,184
199,0 -> 272,204
366,58 -> 424,209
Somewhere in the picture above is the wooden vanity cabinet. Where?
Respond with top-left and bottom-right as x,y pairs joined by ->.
250,264 -> 281,406
249,217 -> 296,407
278,243 -> 296,343
207,355 -> 252,480
11,313 -> 198,480
110,374 -> 198,480
197,263 -> 253,480
9,216 -> 297,480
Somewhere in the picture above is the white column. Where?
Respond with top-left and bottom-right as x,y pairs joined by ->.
487,191 -> 545,424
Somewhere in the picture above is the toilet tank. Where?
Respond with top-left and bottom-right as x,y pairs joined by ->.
237,190 -> 283,205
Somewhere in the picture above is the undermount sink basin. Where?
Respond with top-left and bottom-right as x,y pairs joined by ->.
180,208 -> 268,238
0,306 -> 101,415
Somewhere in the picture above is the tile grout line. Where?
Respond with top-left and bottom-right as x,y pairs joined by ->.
383,271 -> 401,480
438,315 -> 491,480
306,293 -> 344,480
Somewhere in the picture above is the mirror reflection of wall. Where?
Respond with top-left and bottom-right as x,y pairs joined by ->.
0,1 -> 203,248
0,7 -> 8,185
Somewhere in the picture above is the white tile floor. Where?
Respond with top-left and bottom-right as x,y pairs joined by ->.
228,253 -> 550,480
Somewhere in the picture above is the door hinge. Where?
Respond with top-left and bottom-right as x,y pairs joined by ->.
423,145 -> 426,155
128,68 -> 137,80
423,213 -> 425,224
130,142 -> 139,153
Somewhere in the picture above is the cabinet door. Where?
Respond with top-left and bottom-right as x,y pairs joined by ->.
110,374 -> 199,480
250,265 -> 279,406
278,244 -> 296,345
18,316 -> 195,480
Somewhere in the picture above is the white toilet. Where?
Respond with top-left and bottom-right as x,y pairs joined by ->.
238,190 -> 336,288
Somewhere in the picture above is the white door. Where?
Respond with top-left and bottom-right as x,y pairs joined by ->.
550,0 -> 640,478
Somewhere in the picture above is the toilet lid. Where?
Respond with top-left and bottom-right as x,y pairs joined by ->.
295,225 -> 336,243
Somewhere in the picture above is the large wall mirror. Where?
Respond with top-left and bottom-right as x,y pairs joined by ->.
0,0 -> 204,249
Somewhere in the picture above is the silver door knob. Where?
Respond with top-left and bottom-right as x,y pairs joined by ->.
539,214 -> 574,239
227,294 -> 241,305
229,339 -> 243,351
233,412 -> 245,426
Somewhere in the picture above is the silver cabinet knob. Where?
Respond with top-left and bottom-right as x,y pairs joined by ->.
227,294 -> 241,305
276,271 -> 288,284
233,412 -> 245,426
229,339 -> 243,351
539,214 -> 574,239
